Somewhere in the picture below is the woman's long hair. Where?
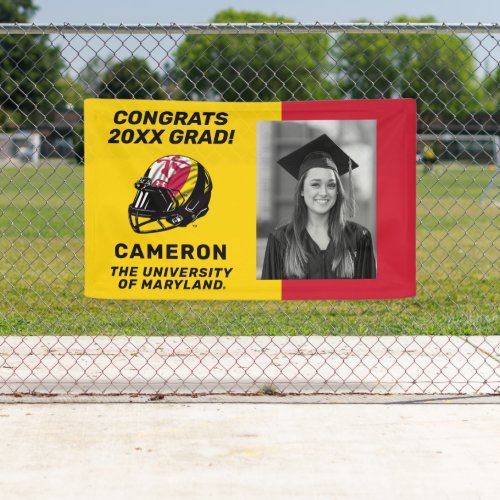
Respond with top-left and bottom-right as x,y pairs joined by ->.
284,170 -> 355,278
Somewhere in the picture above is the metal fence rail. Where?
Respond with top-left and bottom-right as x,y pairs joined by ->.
0,23 -> 498,396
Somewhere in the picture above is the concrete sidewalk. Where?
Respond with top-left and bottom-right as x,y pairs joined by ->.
1,336 -> 499,395
0,401 -> 499,500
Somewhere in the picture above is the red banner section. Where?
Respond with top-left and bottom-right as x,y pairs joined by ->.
281,100 -> 416,299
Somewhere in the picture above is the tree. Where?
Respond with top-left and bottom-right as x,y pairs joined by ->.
333,16 -> 482,118
0,0 -> 66,126
97,57 -> 165,99
0,0 -> 36,21
172,9 -> 337,101
482,66 -> 500,113
334,19 -> 397,100
54,76 -> 87,111
78,55 -> 116,96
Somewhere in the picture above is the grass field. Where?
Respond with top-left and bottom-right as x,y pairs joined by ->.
1,161 -> 498,335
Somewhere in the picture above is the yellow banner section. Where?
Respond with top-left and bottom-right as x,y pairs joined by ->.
84,99 -> 281,300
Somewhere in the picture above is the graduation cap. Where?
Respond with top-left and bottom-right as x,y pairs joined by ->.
277,134 -> 358,216
277,134 -> 359,181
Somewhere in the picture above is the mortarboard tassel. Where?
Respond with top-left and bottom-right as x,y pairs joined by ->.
348,157 -> 355,218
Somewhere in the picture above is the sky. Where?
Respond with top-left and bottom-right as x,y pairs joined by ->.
30,0 -> 500,24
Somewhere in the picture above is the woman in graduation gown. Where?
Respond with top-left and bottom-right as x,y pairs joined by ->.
261,134 -> 376,280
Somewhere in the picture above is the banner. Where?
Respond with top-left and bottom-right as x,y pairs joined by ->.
84,99 -> 415,300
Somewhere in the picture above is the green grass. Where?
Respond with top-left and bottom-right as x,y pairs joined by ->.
0,161 -> 83,238
1,161 -> 498,335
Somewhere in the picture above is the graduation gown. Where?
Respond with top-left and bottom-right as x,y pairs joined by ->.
261,221 -> 376,279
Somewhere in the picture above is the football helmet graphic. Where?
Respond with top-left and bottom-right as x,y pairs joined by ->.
129,155 -> 212,233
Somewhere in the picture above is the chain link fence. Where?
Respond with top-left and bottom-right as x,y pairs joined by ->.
0,23 -> 499,397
